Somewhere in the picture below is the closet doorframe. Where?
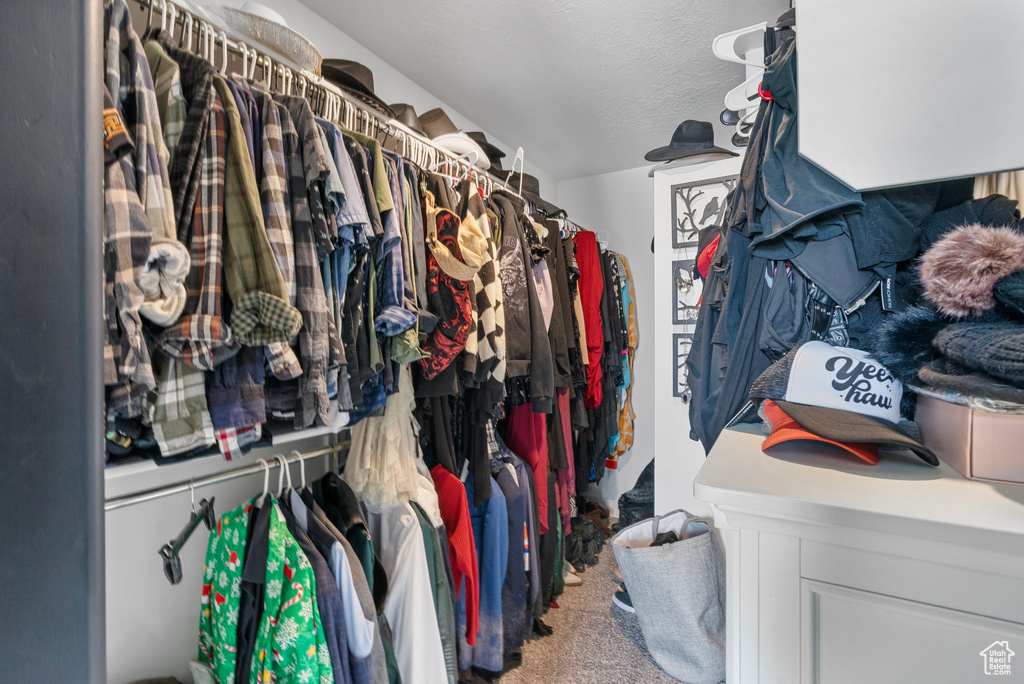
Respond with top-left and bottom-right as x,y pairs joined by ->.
0,0 -> 106,681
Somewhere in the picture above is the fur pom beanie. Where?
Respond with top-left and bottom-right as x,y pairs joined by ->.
867,305 -> 948,384
919,223 -> 1024,318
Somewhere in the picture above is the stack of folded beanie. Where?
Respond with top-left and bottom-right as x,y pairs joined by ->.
870,217 -> 1024,403
934,323 -> 1024,387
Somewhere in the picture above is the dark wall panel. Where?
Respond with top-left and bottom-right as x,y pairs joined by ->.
0,0 -> 105,681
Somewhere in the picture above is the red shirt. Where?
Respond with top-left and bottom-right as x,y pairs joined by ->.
430,464 -> 480,645
697,234 -> 721,280
574,231 -> 605,408
505,403 -> 550,534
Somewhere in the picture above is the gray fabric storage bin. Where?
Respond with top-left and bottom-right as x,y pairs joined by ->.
611,510 -> 726,684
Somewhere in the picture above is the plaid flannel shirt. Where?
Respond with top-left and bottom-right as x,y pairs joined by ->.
251,87 -> 295,303
103,89 -> 155,415
213,76 -> 300,347
277,105 -> 331,427
275,94 -> 334,257
105,1 -> 191,330
144,353 -> 215,457
349,132 -> 416,336
215,424 -> 262,461
156,87 -> 238,370
157,32 -> 208,245
105,0 -> 175,243
143,39 -> 186,167
247,86 -> 302,380
316,124 -> 346,375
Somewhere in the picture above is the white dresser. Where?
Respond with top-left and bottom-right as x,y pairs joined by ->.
693,425 -> 1024,683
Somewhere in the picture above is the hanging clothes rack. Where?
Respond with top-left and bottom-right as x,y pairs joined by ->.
104,444 -> 343,511
134,0 -> 519,200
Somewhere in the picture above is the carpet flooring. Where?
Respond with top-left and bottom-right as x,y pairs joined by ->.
499,547 -> 679,683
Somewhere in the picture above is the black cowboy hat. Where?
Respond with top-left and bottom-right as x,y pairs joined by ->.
321,59 -> 395,118
644,120 -> 737,162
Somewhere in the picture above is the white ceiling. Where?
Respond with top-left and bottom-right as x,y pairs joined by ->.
301,0 -> 787,181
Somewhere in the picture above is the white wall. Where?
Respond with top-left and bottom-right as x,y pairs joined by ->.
557,165 -> 655,515
105,438 -> 333,684
652,157 -> 744,518
238,0 -> 559,199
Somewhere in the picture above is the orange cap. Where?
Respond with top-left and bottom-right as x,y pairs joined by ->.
761,400 -> 880,465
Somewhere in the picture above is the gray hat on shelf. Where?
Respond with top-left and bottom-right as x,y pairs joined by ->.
933,322 -> 1024,388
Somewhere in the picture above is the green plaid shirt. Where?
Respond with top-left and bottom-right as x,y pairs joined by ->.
144,39 -> 187,167
213,76 -> 301,347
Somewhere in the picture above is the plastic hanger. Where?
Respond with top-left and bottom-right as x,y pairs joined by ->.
143,0 -> 156,40
182,14 -> 193,53
239,42 -> 249,81
160,0 -> 170,36
723,70 -> 763,112
735,107 -> 758,139
200,22 -> 210,62
432,152 -> 477,183
501,147 -> 526,198
256,458 -> 271,506
296,450 -> 308,491
218,30 -> 228,76
712,22 -> 767,67
157,478 -> 216,585
276,454 -> 293,498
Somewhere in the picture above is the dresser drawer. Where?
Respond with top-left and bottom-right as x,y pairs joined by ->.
801,540 -> 1024,624
802,580 -> 1024,683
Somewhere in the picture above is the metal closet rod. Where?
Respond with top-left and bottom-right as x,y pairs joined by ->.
104,444 -> 340,511
134,0 -> 525,196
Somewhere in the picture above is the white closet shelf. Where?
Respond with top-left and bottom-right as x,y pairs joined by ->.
104,424 -> 349,504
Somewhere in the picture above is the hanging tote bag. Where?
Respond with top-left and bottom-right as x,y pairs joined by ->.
611,510 -> 726,684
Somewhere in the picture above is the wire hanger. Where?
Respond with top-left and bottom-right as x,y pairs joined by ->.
157,477 -> 216,585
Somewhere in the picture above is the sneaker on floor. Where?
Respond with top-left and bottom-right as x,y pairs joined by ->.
563,570 -> 582,587
563,558 -> 578,576
612,589 -> 635,613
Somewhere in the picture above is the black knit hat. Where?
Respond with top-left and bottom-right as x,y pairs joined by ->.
994,270 -> 1024,318
934,322 -> 1024,387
